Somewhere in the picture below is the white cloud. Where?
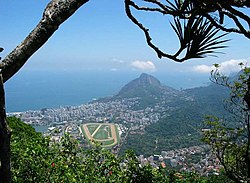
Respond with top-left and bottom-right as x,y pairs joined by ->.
193,64 -> 215,73
110,68 -> 118,71
131,60 -> 156,72
192,59 -> 248,74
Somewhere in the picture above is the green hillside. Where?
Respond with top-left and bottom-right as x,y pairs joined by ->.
120,81 -> 230,155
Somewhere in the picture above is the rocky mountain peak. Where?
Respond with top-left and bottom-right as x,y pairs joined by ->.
137,73 -> 161,87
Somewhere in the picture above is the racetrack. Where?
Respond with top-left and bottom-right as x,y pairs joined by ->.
82,123 -> 118,148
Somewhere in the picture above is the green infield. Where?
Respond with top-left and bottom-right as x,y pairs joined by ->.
82,123 -> 120,148
86,124 -> 99,135
93,125 -> 111,140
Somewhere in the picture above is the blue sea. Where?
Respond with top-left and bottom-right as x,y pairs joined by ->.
5,70 -> 210,112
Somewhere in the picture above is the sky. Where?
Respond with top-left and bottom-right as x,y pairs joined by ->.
1,0 -> 250,82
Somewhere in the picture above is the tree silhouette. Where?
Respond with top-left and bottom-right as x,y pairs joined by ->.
125,0 -> 250,60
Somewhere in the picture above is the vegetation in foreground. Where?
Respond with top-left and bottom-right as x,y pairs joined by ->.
8,117 -> 230,183
202,65 -> 250,183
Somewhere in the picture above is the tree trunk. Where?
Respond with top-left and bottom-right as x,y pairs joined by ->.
0,1 -> 89,182
0,73 -> 11,183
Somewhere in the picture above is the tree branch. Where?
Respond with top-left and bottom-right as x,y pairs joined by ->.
125,0 -> 228,62
223,3 -> 250,25
0,0 -> 89,83
126,1 -> 167,14
125,0 -> 178,61
223,11 -> 250,38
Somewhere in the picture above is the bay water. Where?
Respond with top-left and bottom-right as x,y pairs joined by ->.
5,70 -> 209,112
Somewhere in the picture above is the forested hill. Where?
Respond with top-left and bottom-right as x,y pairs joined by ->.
112,73 -> 228,114
184,83 -> 229,116
107,73 -> 190,109
118,74 -> 230,155
116,73 -> 179,98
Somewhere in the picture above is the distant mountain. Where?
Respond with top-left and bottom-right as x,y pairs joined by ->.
118,74 -> 231,155
117,73 -> 162,94
99,73 -> 229,112
117,73 -> 176,97
113,73 -> 186,109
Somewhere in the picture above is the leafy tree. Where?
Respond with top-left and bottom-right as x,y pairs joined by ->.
0,0 -> 250,182
8,116 -> 231,182
202,64 -> 250,182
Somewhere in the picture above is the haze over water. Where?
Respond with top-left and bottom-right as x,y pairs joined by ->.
6,70 -> 210,112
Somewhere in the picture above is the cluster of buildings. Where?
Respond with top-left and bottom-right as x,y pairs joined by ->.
43,122 -> 84,145
8,96 -> 223,177
8,98 -> 173,136
138,145 -> 222,176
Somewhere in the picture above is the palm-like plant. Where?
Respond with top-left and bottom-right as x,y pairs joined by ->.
171,16 -> 229,61
125,0 -> 229,62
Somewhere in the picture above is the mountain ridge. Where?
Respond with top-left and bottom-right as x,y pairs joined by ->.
108,73 -> 189,109
104,73 -> 230,155
116,73 -> 179,97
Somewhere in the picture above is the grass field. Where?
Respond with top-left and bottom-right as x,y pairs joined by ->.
82,123 -> 119,148
86,124 -> 99,135
93,125 -> 111,140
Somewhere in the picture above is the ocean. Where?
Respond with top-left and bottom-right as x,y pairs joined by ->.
5,70 -> 210,112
